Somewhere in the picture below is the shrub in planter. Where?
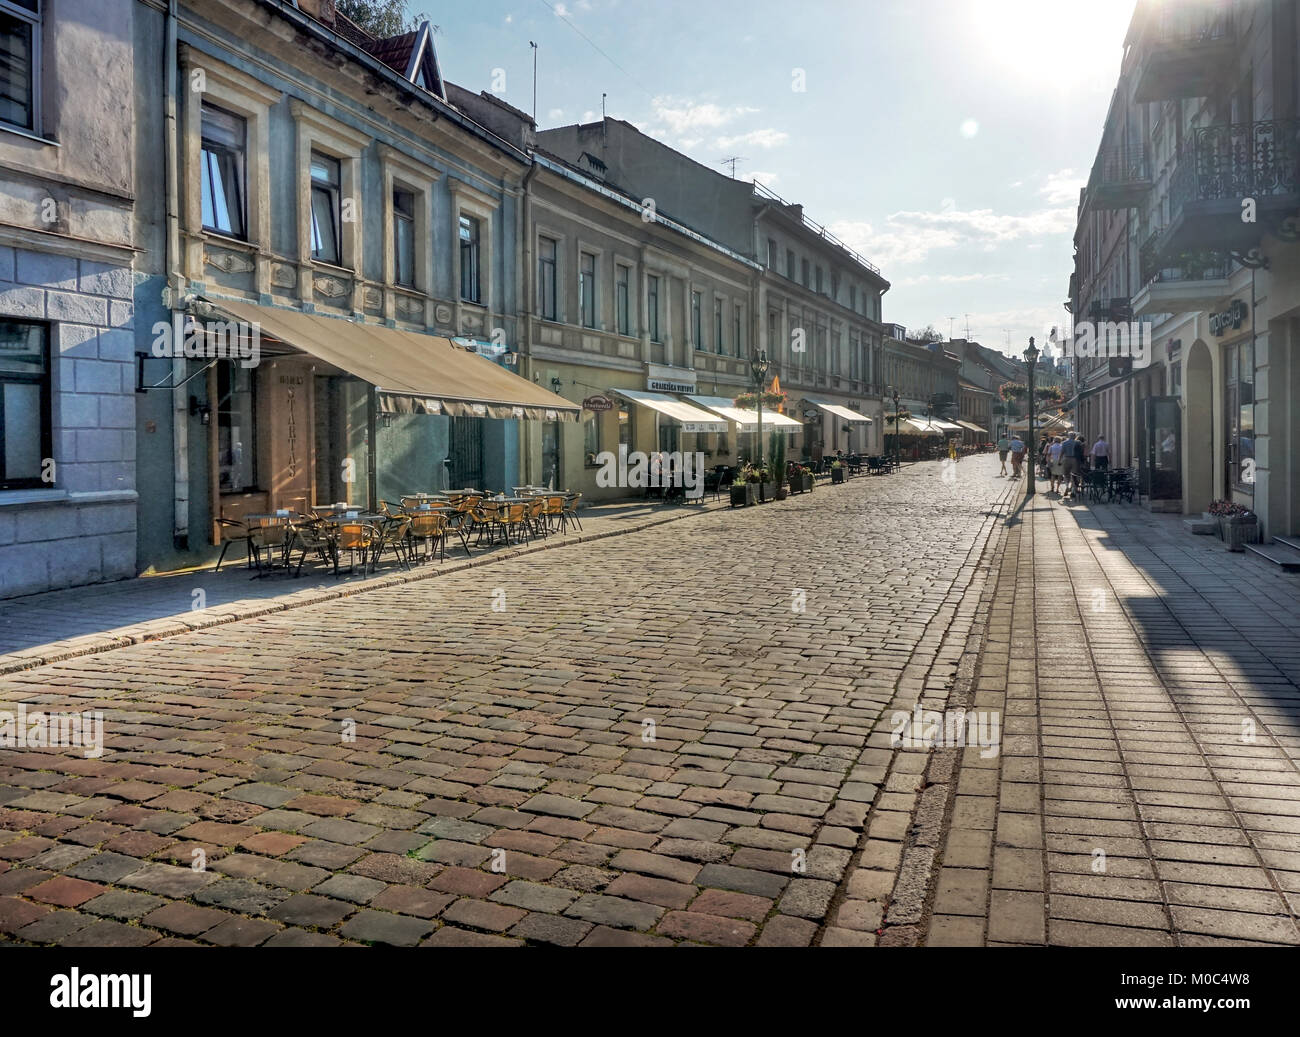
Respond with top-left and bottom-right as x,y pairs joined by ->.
830,461 -> 846,485
1208,500 -> 1259,551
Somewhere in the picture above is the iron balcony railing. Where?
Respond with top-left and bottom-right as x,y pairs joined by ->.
1139,231 -> 1234,286
1138,0 -> 1234,47
1089,141 -> 1151,191
1169,117 -> 1300,213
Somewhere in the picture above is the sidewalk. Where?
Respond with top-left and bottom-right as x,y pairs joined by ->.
924,488 -> 1300,946
0,494 -> 734,675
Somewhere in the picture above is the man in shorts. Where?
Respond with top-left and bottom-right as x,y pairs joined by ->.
997,434 -> 1011,476
1060,432 -> 1085,497
1009,435 -> 1026,479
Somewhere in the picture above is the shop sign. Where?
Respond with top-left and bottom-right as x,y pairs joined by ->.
646,364 -> 696,394
583,394 -> 615,412
1210,300 -> 1249,338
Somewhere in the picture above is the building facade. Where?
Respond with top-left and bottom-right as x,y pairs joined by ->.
0,0 -> 138,599
1072,0 -> 1300,528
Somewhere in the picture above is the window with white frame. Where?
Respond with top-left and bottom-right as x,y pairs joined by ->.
0,0 -> 39,134
200,103 -> 247,239
647,275 -> 661,342
459,214 -> 482,303
392,187 -> 416,287
616,263 -> 631,336
310,152 -> 342,265
0,319 -> 50,490
579,250 -> 597,329
538,236 -> 558,320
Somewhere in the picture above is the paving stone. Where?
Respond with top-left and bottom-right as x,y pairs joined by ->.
339,910 -> 434,947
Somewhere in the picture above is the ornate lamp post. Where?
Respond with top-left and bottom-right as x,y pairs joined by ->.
890,386 -> 901,472
749,349 -> 770,486
1024,337 -> 1040,500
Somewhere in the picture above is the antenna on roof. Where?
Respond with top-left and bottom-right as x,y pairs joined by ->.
948,317 -> 957,341
965,314 -> 972,340
719,156 -> 747,178
529,41 -> 538,124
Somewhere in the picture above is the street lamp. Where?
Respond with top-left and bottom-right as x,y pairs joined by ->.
1024,337 -> 1040,500
749,349 -> 770,490
890,386 -> 901,472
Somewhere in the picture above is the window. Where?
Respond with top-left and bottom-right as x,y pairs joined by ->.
691,290 -> 702,349
616,264 -> 631,336
714,297 -> 724,355
309,152 -> 341,265
583,414 -> 600,465
0,319 -> 49,490
647,275 -> 661,342
831,272 -> 839,300
392,188 -> 415,287
767,238 -> 778,268
538,236 -> 558,320
815,267 -> 823,294
1225,341 -> 1255,491
579,250 -> 597,328
734,303 -> 743,356
459,214 -> 481,303
218,361 -> 258,493
802,258 -> 810,287
200,104 -> 247,239
0,0 -> 39,133
618,407 -> 631,450
850,285 -> 857,312
786,249 -> 796,279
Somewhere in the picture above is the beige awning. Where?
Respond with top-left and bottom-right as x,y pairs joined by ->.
957,421 -> 989,434
685,395 -> 803,432
210,298 -> 580,422
901,418 -> 943,436
805,398 -> 873,424
611,389 -> 727,433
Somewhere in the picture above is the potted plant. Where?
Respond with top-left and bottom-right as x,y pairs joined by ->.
1208,499 -> 1259,551
730,463 -> 759,507
830,460 -> 846,485
758,466 -> 776,504
800,465 -> 815,493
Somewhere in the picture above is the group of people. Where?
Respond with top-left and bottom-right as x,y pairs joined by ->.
996,431 -> 1110,499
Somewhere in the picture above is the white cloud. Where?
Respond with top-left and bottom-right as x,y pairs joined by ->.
897,272 -> 1010,288
649,96 -> 759,136
547,108 -> 566,121
1040,168 -> 1086,205
554,2 -> 570,15
716,128 -> 789,150
831,204 -> 1076,269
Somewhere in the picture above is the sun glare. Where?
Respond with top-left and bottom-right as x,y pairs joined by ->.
969,0 -> 1137,88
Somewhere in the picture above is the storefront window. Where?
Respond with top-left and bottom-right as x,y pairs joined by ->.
1225,342 -> 1255,491
542,420 -> 561,489
584,414 -> 600,467
218,363 -> 258,493
618,408 -> 631,451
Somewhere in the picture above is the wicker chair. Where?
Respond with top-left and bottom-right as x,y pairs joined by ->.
248,518 -> 290,573
288,518 -> 337,576
542,494 -> 566,534
407,509 -> 450,563
525,496 -> 547,538
562,492 -> 583,532
335,521 -> 378,575
372,515 -> 413,571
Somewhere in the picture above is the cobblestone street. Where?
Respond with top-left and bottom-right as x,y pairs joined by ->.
0,460 -> 1011,947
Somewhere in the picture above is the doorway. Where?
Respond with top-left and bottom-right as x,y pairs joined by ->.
449,415 -> 484,490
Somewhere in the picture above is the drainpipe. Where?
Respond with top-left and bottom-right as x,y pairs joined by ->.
163,0 -> 189,550
519,158 -> 539,486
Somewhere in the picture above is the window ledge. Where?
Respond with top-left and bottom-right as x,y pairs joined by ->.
0,123 -> 58,147
0,488 -> 137,509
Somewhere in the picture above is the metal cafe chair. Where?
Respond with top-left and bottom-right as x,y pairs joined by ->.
247,515 -> 292,575
562,492 -> 584,532
406,508 -> 452,562
213,517 -> 251,572
287,517 -> 338,577
335,520 -> 379,575
371,514 -> 413,571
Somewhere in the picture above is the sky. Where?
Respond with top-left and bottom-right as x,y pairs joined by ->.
413,0 -> 1139,358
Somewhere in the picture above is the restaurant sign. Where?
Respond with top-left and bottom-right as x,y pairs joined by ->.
646,364 -> 697,395
582,394 -> 615,412
1210,299 -> 1250,338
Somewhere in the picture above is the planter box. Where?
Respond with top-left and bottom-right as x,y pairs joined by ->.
830,468 -> 846,484
1220,515 -> 1260,552
802,474 -> 814,493
730,483 -> 756,508
775,483 -> 789,501
759,481 -> 777,503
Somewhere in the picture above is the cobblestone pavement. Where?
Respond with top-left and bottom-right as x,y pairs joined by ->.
926,491 -> 1300,947
0,458 -> 1010,947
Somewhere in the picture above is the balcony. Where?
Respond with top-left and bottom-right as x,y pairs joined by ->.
1087,143 -> 1152,210
1132,0 -> 1236,103
1155,118 -> 1300,255
1134,233 -> 1235,315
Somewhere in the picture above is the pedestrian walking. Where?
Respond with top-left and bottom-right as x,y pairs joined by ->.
1048,437 -> 1064,493
1091,434 -> 1110,472
1059,432 -> 1085,497
997,434 -> 1011,476
1009,435 -> 1026,479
